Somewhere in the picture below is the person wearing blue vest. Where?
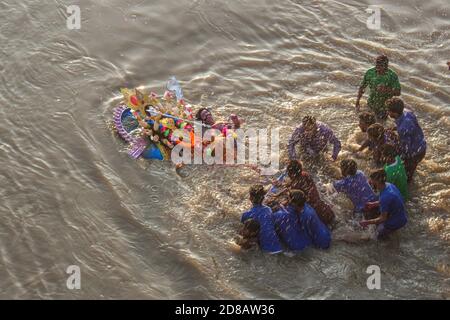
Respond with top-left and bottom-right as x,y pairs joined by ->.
386,97 -> 427,183
240,185 -> 283,254
360,169 -> 408,240
273,190 -> 331,252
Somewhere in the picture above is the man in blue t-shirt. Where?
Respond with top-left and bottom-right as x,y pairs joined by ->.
273,190 -> 331,251
386,97 -> 427,183
240,185 -> 283,254
360,169 -> 408,240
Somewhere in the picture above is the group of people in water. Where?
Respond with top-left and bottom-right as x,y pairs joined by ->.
236,54 -> 427,254
119,54 -> 427,254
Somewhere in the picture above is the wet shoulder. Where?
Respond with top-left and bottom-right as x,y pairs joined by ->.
383,183 -> 401,199
344,172 -> 364,186
356,170 -> 365,178
386,182 -> 397,192
380,183 -> 391,197
241,207 -> 256,220
250,205 -> 272,216
273,208 -> 288,222
317,121 -> 332,132
302,171 -> 311,178
259,205 -> 273,216
340,174 -> 353,185
244,205 -> 273,223
365,67 -> 376,77
388,68 -> 399,78
302,203 -> 317,220
399,112 -> 417,130
243,205 -> 266,216
295,124 -> 305,133
405,110 -> 418,122
301,171 -> 315,184
355,170 -> 368,183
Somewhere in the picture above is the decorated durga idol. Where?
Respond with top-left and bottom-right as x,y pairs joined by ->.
112,77 -> 244,164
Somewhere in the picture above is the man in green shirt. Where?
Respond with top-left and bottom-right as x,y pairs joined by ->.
381,144 -> 408,200
356,55 -> 401,120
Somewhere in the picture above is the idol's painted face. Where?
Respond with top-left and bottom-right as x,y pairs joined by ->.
201,110 -> 214,125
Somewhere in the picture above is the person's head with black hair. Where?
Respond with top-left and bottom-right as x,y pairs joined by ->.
302,115 -> 318,137
195,108 -> 215,125
386,97 -> 405,120
237,218 -> 260,250
375,54 -> 389,75
380,143 -> 397,165
367,123 -> 385,143
340,159 -> 358,177
241,219 -> 260,239
286,159 -> 303,180
369,169 -> 387,192
249,184 -> 266,206
288,189 -> 307,211
359,112 -> 376,133
302,115 -> 316,126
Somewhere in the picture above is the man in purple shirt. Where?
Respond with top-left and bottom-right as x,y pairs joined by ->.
288,116 -> 342,161
386,98 -> 427,183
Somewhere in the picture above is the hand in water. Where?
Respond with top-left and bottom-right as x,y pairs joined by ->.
353,150 -> 364,159
359,220 -> 370,229
271,179 -> 282,187
324,183 -> 336,195
364,201 -> 379,211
